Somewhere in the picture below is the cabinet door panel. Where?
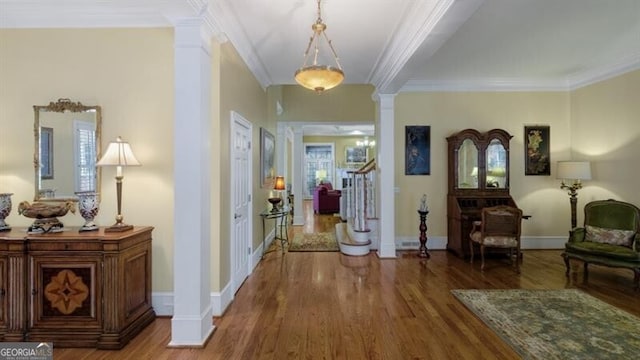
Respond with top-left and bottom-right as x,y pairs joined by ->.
30,256 -> 101,329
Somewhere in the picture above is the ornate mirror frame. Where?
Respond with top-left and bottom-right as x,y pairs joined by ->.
33,98 -> 102,202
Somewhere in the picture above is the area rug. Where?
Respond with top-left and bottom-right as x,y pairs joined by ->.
451,289 -> 640,360
289,232 -> 339,252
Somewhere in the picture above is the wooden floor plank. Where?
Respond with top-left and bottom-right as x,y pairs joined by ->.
53,201 -> 639,359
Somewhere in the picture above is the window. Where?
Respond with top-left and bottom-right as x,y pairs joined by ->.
73,121 -> 97,193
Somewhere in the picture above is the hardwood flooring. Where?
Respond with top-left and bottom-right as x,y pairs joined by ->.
54,201 -> 639,359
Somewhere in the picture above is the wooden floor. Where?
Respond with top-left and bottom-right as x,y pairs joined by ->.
55,201 -> 639,359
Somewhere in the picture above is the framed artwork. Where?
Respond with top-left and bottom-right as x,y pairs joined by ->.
260,127 -> 276,188
345,146 -> 367,164
40,126 -> 54,179
525,125 -> 550,175
405,125 -> 430,175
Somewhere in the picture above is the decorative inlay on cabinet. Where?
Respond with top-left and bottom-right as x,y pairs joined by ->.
0,226 -> 155,348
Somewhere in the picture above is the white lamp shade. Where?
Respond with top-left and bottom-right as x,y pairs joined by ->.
557,161 -> 591,180
97,136 -> 141,167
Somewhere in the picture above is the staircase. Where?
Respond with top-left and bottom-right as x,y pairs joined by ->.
336,159 -> 377,256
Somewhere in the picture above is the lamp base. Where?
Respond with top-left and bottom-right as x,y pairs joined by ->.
104,223 -> 133,232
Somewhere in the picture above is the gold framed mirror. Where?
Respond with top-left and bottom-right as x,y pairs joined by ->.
33,98 -> 102,202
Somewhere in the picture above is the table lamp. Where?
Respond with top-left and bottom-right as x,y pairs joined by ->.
97,136 -> 140,232
268,176 -> 286,212
557,161 -> 591,229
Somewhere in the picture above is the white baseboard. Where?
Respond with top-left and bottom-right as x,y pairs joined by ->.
394,236 -> 566,250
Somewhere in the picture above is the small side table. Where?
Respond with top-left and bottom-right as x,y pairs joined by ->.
260,205 -> 290,257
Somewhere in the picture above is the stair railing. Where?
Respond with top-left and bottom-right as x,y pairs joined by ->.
349,158 -> 376,232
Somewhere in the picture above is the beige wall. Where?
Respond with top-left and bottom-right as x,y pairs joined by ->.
394,72 -> 640,239
395,92 -> 572,238
569,70 -> 640,206
274,84 -> 376,122
303,135 -> 376,170
216,42 -> 269,289
0,28 -> 175,291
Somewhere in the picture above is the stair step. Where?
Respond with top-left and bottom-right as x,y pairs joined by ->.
335,223 -> 370,256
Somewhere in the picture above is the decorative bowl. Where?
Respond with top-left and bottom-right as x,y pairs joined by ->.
18,200 -> 76,233
268,197 -> 282,211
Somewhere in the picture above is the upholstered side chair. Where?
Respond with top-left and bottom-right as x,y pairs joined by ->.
469,205 -> 523,273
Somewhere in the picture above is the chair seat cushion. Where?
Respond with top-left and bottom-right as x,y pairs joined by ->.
566,241 -> 640,262
470,231 -> 518,247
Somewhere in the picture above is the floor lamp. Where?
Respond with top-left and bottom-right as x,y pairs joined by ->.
557,161 -> 592,229
97,136 -> 141,232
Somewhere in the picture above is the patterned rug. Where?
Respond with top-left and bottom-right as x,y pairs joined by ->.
289,232 -> 339,252
451,289 -> 640,360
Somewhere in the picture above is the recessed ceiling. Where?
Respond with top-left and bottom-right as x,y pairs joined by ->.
1,0 -> 638,93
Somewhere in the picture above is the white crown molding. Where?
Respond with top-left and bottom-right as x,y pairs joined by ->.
400,54 -> 640,93
400,78 -> 570,92
206,0 -> 272,89
568,51 -> 640,91
368,0 -> 456,91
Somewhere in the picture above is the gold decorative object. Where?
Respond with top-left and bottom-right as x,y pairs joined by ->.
294,0 -> 344,94
18,200 -> 75,233
44,269 -> 89,315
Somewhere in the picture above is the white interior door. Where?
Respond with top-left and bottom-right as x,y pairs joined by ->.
231,112 -> 252,294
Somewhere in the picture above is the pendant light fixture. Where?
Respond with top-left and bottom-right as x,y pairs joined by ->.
294,0 -> 344,94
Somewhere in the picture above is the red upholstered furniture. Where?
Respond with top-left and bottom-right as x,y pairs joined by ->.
313,182 -> 341,214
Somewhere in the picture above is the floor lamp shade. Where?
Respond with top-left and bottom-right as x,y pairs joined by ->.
557,161 -> 591,181
97,136 -> 140,232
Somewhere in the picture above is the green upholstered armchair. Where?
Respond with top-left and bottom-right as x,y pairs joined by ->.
562,199 -> 640,289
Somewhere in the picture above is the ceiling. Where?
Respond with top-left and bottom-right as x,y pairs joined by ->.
1,0 -> 638,134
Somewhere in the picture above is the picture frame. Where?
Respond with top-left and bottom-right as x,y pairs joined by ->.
524,125 -> 550,175
260,127 -> 276,188
345,146 -> 367,164
405,125 -> 430,175
40,126 -> 54,179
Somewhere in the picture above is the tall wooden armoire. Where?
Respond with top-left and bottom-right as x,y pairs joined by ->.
446,129 -> 517,258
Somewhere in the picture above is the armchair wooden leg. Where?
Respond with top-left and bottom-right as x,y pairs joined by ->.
515,247 -> 521,274
469,239 -> 474,264
562,253 -> 570,276
584,262 -> 589,280
480,245 -> 485,271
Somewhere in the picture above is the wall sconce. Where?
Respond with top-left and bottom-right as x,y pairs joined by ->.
97,136 -> 140,232
557,161 -> 592,229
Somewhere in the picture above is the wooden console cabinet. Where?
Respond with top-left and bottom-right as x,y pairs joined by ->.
0,226 -> 155,348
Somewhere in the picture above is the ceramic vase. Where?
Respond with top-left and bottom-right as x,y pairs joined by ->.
77,192 -> 99,231
0,193 -> 12,231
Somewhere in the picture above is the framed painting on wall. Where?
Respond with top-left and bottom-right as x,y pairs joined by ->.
260,127 -> 276,188
525,125 -> 550,175
345,146 -> 367,164
405,125 -> 430,175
